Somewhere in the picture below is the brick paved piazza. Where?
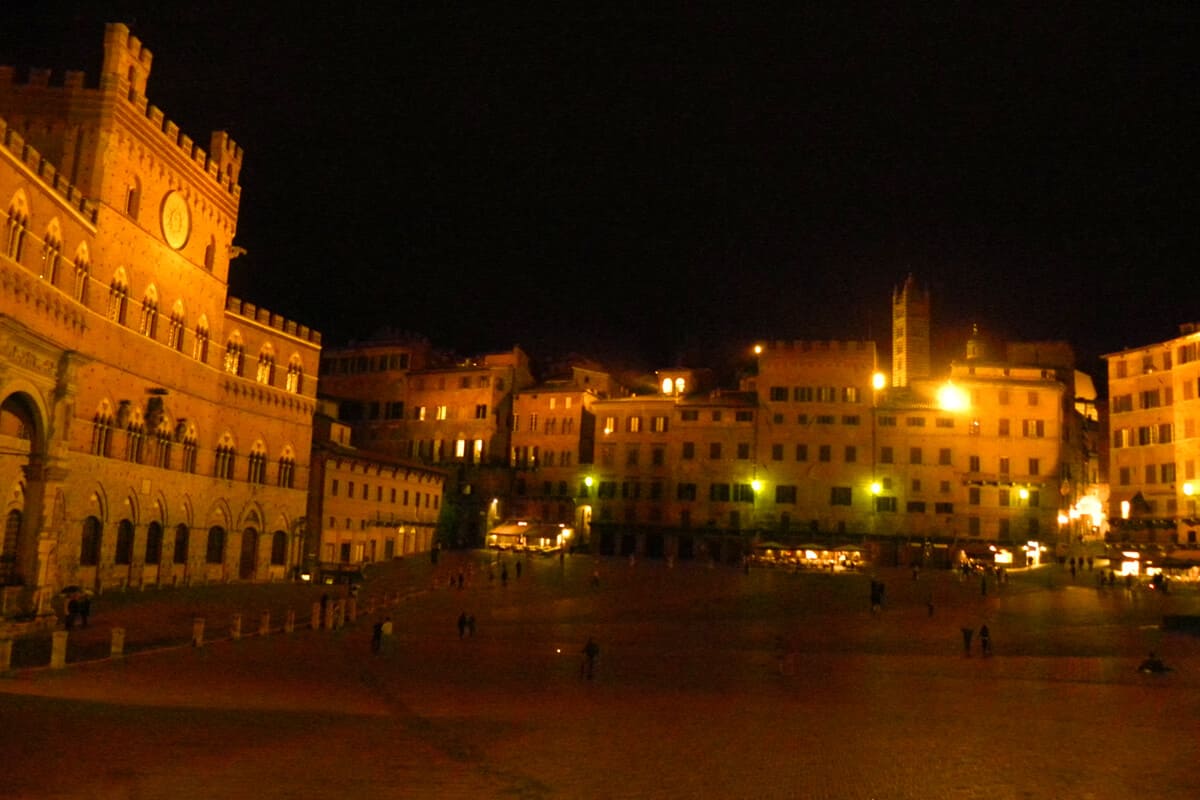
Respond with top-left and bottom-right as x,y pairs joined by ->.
3,553 -> 1199,799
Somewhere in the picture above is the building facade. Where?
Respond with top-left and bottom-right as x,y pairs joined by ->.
1105,323 -> 1200,551
318,339 -> 532,546
0,24 -> 320,620
307,406 -> 444,574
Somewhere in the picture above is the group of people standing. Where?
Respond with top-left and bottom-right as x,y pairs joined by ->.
62,591 -> 92,629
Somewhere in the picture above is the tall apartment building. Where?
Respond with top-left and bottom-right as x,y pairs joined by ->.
318,340 -> 532,546
0,25 -> 320,620
1105,323 -> 1200,550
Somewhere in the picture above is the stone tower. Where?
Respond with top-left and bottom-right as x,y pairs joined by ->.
891,274 -> 930,388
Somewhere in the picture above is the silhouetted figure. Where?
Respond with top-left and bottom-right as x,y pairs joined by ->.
1138,652 -> 1171,673
581,637 -> 600,679
458,611 -> 468,639
979,624 -> 991,656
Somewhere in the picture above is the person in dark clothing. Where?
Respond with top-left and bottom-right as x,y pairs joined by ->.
458,611 -> 468,639
78,594 -> 91,627
581,637 -> 600,679
979,624 -> 991,656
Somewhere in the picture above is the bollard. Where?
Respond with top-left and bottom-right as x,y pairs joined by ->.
231,613 -> 242,641
51,630 -> 68,669
111,627 -> 125,658
347,597 -> 358,623
285,608 -> 295,634
259,611 -> 270,637
312,601 -> 322,631
192,617 -> 205,647
0,638 -> 11,672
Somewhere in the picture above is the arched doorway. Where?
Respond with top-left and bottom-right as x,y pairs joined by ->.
239,527 -> 258,580
0,393 -> 38,588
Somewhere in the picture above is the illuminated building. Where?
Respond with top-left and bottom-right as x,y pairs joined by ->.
0,24 -> 320,619
307,403 -> 444,573
1105,322 -> 1200,556
508,365 -> 605,539
892,273 -> 931,388
318,341 -> 532,545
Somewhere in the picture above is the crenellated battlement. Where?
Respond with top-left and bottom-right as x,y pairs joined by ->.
0,115 -> 99,224
0,23 -> 243,198
762,340 -> 875,353
225,296 -> 323,345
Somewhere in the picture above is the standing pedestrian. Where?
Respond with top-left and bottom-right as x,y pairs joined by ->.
371,620 -> 383,653
979,624 -> 991,656
65,594 -> 79,629
501,564 -> 508,587
380,616 -> 394,654
458,611 -> 468,639
581,637 -> 600,679
515,560 -> 522,579
961,626 -> 974,657
78,593 -> 91,627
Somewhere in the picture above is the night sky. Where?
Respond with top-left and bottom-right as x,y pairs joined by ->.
4,6 -> 1199,382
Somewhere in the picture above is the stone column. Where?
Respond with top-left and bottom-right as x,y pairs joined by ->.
50,630 -> 68,669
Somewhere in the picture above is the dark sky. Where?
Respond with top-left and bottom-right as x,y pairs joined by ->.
5,5 -> 1200,381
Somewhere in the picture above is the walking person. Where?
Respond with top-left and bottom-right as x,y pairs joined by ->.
979,624 -> 991,657
581,637 -> 600,680
371,619 -> 383,653
458,611 -> 468,639
380,617 -> 394,654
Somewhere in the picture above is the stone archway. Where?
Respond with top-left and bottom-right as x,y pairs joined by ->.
0,392 -> 39,593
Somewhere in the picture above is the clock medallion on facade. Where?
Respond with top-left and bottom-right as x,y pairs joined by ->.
160,190 -> 191,250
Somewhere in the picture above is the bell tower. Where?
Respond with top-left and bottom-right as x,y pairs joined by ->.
891,274 -> 930,388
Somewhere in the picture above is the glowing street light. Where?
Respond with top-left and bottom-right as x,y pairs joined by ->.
872,371 -> 887,391
936,382 -> 969,412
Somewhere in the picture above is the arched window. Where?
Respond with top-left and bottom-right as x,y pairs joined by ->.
152,413 -> 172,469
167,300 -> 185,351
115,519 -> 134,565
270,530 -> 287,566
180,423 -> 198,474
173,524 -> 189,564
5,191 -> 29,261
205,526 -> 226,564
193,317 -> 210,363
247,440 -> 267,484
124,418 -> 145,463
139,285 -> 159,338
107,268 -> 130,324
91,402 -> 115,457
256,345 -> 276,386
73,244 -> 90,304
80,516 -> 102,566
285,356 -> 304,394
223,334 -> 244,376
41,220 -> 62,285
145,521 -> 163,564
277,448 -> 296,489
214,434 -> 236,480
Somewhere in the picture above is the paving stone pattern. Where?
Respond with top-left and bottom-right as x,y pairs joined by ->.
2,554 -> 1198,799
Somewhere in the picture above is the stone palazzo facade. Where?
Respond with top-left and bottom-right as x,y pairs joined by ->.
0,24 -> 321,620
